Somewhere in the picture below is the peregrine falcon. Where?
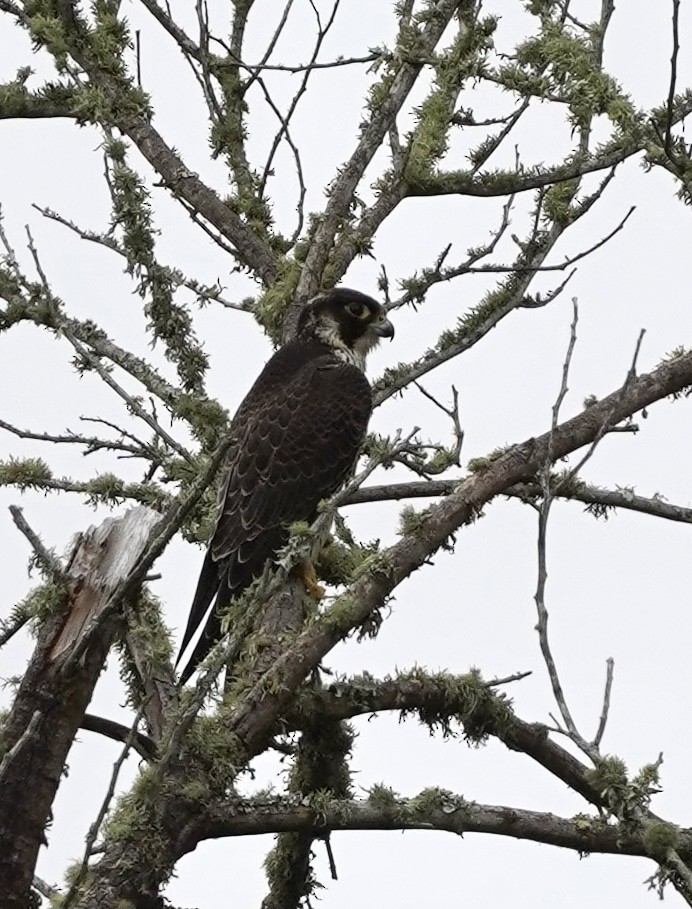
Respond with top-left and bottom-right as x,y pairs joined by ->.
176,287 -> 394,684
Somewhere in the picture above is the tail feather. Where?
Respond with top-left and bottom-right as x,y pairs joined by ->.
176,548 -> 222,680
177,529 -> 283,685
177,588 -> 228,686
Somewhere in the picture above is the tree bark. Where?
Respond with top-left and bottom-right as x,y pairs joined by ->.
0,506 -> 159,909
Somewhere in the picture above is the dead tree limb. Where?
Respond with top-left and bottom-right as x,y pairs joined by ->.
0,506 -> 159,909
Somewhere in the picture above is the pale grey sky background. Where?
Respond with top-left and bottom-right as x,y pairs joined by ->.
2,1 -> 692,906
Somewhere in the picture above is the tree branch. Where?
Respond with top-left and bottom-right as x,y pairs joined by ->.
20,4 -> 280,284
0,81 -> 76,119
0,506 -> 160,909
80,713 -> 157,761
191,790 -> 690,863
225,347 -> 692,757
293,0 -> 463,307
288,670 -> 603,806
407,95 -> 692,198
344,477 -> 692,527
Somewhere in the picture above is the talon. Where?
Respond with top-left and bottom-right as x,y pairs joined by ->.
299,561 -> 325,599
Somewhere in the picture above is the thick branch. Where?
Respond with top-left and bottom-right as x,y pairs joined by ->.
226,349 -> 692,755
289,671 -> 603,806
115,114 -> 278,287
192,791 -> 689,863
0,507 -> 160,909
80,713 -> 157,761
345,478 -> 692,526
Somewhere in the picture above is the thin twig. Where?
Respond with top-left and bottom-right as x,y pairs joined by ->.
235,53 -> 379,74
62,706 -> 148,908
32,875 -> 60,901
414,382 -> 464,466
386,195 -> 515,312
665,0 -> 681,156
485,670 -> 533,688
259,0 -> 341,198
592,657 -> 614,748
0,417 -> 147,458
534,299 -> 588,750
626,329 -> 647,382
557,329 -> 646,488
0,711 -> 42,785
324,835 -> 338,880
0,609 -> 30,649
9,506 -> 64,581
241,0 -> 297,94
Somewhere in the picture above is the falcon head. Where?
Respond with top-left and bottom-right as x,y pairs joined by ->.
298,287 -> 395,370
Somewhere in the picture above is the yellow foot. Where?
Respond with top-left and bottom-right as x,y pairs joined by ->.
298,561 -> 325,599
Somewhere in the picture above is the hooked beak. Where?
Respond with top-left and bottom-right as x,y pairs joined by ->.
372,316 -> 395,340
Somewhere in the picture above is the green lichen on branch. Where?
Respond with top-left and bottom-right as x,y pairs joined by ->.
103,137 -> 208,393
17,578 -> 69,625
315,558 -> 395,641
174,715 -> 243,802
316,537 -> 381,588
466,445 -> 512,473
0,69 -> 75,118
98,767 -> 174,886
585,755 -> 663,823
363,785 -> 469,826
263,719 -> 354,908
0,458 -> 171,510
116,588 -> 174,711
24,0 -> 73,70
209,56 -> 274,239
497,14 -> 637,132
0,456 -> 53,490
645,91 -> 692,205
93,717 -> 242,901
398,503 -> 433,537
25,0 -> 151,122
410,786 -> 469,817
367,783 -> 399,809
396,667 -> 516,743
406,14 -> 497,183
571,811 -> 610,835
312,667 -> 519,746
658,346 -> 692,399
173,393 -> 229,452
643,820 -> 680,859
253,260 -> 301,341
89,0 -> 136,80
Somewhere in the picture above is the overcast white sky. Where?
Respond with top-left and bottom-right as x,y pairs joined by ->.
2,1 -> 692,906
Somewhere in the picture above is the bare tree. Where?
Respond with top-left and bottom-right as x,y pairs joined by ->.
2,1 -> 692,907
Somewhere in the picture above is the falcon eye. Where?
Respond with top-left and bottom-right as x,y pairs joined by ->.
346,301 -> 369,319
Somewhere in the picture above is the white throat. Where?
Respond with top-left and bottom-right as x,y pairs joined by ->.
315,323 -> 369,372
